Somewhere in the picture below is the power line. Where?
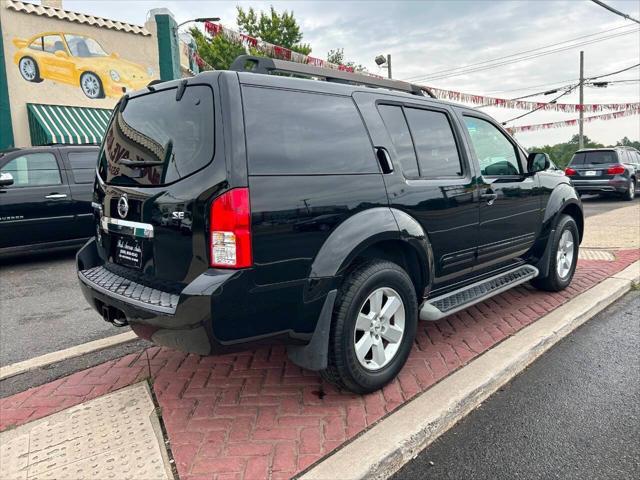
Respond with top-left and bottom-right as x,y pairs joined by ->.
501,87 -> 578,125
481,64 -> 640,94
480,62 -> 640,119
404,28 -> 638,83
590,0 -> 640,25
402,24 -> 635,82
588,62 -> 640,80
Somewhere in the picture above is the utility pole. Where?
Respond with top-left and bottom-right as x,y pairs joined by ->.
386,54 -> 392,79
579,51 -> 584,149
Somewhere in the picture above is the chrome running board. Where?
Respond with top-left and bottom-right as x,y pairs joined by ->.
420,265 -> 539,321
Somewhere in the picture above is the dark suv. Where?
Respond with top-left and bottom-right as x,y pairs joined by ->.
565,146 -> 639,200
0,145 -> 99,257
76,56 -> 583,393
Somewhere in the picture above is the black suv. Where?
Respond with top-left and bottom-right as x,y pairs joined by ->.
0,145 -> 99,257
565,146 -> 639,200
77,56 -> 583,393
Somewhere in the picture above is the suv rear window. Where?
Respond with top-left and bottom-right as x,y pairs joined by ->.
570,150 -> 618,165
67,151 -> 97,184
98,85 -> 214,186
243,86 -> 376,175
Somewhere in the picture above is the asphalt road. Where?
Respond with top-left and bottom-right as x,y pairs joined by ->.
393,290 -> 640,480
0,249 -> 129,366
581,192 -> 639,217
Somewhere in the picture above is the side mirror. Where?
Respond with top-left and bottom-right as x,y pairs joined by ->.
54,50 -> 68,58
0,172 -> 14,187
527,152 -> 551,173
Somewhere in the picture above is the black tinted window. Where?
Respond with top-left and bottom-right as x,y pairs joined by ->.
67,152 -> 97,184
378,105 -> 419,177
243,87 -> 375,175
99,85 -> 214,186
569,153 -> 585,165
583,151 -> 618,164
405,108 -> 462,177
1,153 -> 61,187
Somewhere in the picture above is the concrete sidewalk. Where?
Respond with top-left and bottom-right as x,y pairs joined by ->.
1,202 -> 639,480
581,201 -> 640,249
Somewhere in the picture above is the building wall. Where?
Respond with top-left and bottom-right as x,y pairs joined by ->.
0,2 -> 160,147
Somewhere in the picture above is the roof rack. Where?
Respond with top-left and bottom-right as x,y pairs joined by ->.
230,55 -> 436,98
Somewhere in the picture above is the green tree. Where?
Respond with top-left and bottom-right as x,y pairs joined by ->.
529,134 -> 606,168
236,6 -> 311,55
616,136 -> 640,150
327,48 -> 368,72
190,26 -> 245,71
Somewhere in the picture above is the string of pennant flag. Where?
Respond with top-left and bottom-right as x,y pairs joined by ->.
202,22 -> 638,115
425,87 -> 640,113
507,107 -> 640,133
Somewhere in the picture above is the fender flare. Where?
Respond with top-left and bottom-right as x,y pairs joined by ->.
534,183 -> 584,277
309,207 -> 434,293
542,182 -> 583,229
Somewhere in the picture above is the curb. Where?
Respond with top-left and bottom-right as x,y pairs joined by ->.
0,331 -> 137,381
300,260 -> 640,480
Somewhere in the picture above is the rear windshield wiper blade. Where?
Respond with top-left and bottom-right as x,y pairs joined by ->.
119,159 -> 165,167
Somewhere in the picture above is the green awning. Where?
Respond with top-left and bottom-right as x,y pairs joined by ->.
27,103 -> 112,146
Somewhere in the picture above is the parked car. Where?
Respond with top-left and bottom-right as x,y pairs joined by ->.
13,32 -> 153,99
76,56 -> 583,394
565,146 -> 639,200
0,145 -> 99,257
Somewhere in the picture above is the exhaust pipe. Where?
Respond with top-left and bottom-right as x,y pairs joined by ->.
100,304 -> 129,327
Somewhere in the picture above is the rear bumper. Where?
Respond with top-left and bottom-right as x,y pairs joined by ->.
76,238 -> 235,355
571,178 -> 628,194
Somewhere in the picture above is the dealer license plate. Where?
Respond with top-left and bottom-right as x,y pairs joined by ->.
584,170 -> 597,176
115,236 -> 143,269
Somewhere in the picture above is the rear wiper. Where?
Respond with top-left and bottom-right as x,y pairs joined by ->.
119,159 -> 164,167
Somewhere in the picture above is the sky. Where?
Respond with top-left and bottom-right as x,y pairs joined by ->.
62,0 -> 640,148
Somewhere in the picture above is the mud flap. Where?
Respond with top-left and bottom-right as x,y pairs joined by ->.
287,290 -> 337,371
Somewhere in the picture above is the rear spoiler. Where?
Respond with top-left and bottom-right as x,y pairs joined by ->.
13,38 -> 28,49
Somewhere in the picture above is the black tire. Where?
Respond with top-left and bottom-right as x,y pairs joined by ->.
80,72 -> 105,99
531,214 -> 579,292
18,56 -> 43,83
622,178 -> 635,201
320,260 -> 418,394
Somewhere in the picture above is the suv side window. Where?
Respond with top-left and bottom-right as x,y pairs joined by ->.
404,108 -> 463,177
243,87 -> 376,175
619,150 -> 630,163
463,116 -> 521,176
1,153 -> 61,187
67,152 -> 97,184
377,105 -> 419,177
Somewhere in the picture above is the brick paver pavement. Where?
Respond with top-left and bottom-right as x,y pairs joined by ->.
1,250 -> 638,480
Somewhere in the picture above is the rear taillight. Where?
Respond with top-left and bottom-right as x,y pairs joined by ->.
606,164 -> 625,175
565,167 -> 577,176
209,188 -> 252,268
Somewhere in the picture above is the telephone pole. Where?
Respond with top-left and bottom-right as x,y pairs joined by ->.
579,51 -> 584,149
386,54 -> 392,79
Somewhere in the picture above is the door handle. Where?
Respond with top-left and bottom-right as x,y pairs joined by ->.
480,190 -> 498,205
375,147 -> 394,174
45,193 -> 68,199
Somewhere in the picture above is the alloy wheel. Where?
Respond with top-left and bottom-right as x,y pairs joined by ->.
81,73 -> 101,99
19,58 -> 36,81
353,287 -> 405,371
556,230 -> 575,279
